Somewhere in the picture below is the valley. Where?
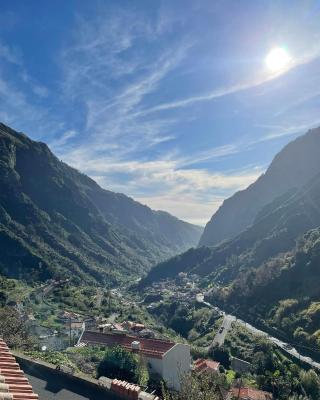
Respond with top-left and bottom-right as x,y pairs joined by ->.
1,123 -> 320,399
2,2 -> 320,399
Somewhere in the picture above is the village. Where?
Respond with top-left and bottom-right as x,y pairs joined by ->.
2,274 -> 277,400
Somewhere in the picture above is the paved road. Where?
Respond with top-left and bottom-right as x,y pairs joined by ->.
196,293 -> 320,370
196,293 -> 233,348
212,314 -> 236,347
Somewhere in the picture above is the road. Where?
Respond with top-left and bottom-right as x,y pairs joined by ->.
212,314 -> 236,347
196,293 -> 320,370
196,293 -> 233,348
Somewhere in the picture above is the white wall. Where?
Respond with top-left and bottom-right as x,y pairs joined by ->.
162,344 -> 191,391
145,355 -> 163,377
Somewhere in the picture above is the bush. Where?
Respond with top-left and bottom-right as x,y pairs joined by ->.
97,346 -> 139,383
0,307 -> 34,348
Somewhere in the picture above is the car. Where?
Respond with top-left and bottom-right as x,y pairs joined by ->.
283,344 -> 293,350
219,327 -> 224,334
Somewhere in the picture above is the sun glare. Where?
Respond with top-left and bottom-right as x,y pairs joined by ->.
265,47 -> 291,72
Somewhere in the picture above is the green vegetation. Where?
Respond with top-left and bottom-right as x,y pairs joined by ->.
97,346 -> 148,385
147,299 -> 221,340
0,307 -> 35,348
25,350 -> 77,370
218,228 -> 320,353
0,122 -> 202,285
162,371 -> 227,400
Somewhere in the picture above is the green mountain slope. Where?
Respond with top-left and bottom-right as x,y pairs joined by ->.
142,171 -> 320,286
141,131 -> 320,351
200,127 -> 320,247
0,123 -> 202,284
142,131 -> 320,287
219,227 -> 320,352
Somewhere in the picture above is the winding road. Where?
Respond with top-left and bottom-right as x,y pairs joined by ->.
196,293 -> 320,370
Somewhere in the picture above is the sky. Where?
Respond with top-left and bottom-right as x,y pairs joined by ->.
1,0 -> 320,225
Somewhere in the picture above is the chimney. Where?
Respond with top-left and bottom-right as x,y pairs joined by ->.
131,341 -> 141,351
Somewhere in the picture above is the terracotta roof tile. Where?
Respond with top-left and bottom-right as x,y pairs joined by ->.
194,358 -> 220,372
0,339 -> 38,400
81,331 -> 175,358
230,387 -> 273,400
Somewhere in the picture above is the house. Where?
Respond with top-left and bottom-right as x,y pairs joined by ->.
228,387 -> 273,400
194,358 -> 220,374
122,321 -> 145,332
0,338 -> 38,399
230,356 -> 252,374
79,330 -> 191,391
98,323 -> 127,334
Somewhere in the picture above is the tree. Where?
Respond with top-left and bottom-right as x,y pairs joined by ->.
208,346 -> 230,368
97,346 -> 139,383
0,307 -> 34,348
300,370 -> 320,400
0,290 -> 7,306
162,371 -> 227,400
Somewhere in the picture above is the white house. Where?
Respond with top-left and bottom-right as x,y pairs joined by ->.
79,330 -> 191,391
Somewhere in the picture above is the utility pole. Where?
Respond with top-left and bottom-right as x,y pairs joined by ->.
69,316 -> 72,347
237,377 -> 242,400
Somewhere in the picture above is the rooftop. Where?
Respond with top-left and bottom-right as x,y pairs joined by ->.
194,358 -> 220,372
0,338 -> 38,400
229,387 -> 273,400
80,330 -> 175,359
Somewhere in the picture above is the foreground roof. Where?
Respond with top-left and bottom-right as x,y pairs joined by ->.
0,339 -> 38,400
80,330 -> 175,359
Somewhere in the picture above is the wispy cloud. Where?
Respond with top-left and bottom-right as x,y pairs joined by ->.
50,130 -> 78,151
61,142 -> 262,225
60,8 -> 190,157
0,40 -> 21,65
135,51 -> 320,116
2,2 -> 320,226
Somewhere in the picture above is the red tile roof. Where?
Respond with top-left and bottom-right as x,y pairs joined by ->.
229,387 -> 273,400
80,330 -> 175,359
0,339 -> 38,400
194,358 -> 220,372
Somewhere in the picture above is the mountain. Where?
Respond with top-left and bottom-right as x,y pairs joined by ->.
141,129 -> 320,351
142,128 -> 320,286
0,123 -> 202,284
199,127 -> 320,247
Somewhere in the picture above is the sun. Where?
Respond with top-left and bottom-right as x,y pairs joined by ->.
265,47 -> 291,72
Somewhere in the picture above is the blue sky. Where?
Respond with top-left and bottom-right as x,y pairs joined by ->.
1,0 -> 320,225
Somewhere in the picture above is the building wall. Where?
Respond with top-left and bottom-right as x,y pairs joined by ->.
230,357 -> 251,374
162,344 -> 191,391
145,355 -> 163,377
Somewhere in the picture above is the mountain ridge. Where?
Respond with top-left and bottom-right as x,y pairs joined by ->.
0,122 -> 202,284
199,127 -> 320,247
142,128 -> 320,287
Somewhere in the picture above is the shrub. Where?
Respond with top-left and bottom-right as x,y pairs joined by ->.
97,346 -> 139,383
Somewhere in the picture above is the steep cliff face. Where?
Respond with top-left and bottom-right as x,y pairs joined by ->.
0,123 -> 202,284
199,127 -> 320,247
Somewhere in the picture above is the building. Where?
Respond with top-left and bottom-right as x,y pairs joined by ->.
228,387 -> 273,400
79,330 -> 191,391
230,356 -> 252,374
122,321 -> 145,333
0,338 -> 38,399
194,358 -> 220,374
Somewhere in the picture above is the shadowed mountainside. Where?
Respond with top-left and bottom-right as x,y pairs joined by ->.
0,123 -> 202,284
